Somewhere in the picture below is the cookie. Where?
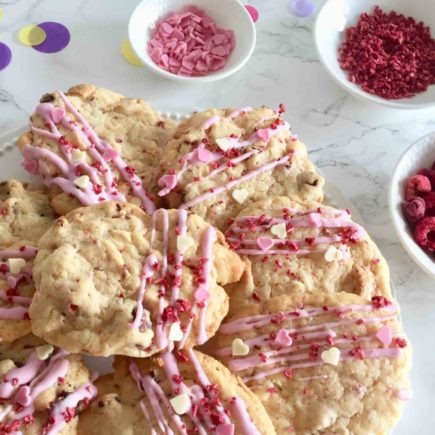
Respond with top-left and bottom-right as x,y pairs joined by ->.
17,84 -> 177,216
0,179 -> 57,247
78,350 -> 276,435
223,196 -> 392,309
0,333 -> 96,434
207,293 -> 411,434
30,202 -> 244,357
156,106 -> 324,230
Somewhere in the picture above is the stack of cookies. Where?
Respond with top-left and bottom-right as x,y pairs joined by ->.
0,84 -> 410,434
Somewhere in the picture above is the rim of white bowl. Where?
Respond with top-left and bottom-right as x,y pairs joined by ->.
128,0 -> 256,83
314,0 -> 435,110
388,131 -> 435,279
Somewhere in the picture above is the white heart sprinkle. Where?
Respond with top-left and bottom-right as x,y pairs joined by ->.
324,246 -> 342,262
169,322 -> 184,342
321,347 -> 340,366
215,138 -> 231,151
270,223 -> 287,239
232,338 -> 250,356
35,345 -> 54,361
232,189 -> 249,204
7,258 -> 26,274
177,235 -> 195,254
71,149 -> 87,162
170,393 -> 191,415
73,175 -> 90,189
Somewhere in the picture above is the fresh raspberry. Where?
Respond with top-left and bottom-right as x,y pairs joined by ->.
417,168 -> 430,178
405,175 -> 431,201
429,170 -> 435,191
402,197 -> 426,223
414,217 -> 435,252
424,192 -> 435,215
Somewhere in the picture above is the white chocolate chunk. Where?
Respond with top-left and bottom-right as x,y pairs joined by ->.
7,258 -> 26,274
324,245 -> 342,262
215,138 -> 231,151
321,347 -> 340,366
232,188 -> 249,204
36,345 -> 54,361
71,149 -> 87,162
271,223 -> 287,239
232,338 -> 250,356
169,322 -> 183,342
177,235 -> 195,254
170,393 -> 191,415
73,175 -> 90,189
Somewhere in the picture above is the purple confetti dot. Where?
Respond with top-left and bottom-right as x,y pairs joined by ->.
0,42 -> 12,71
32,21 -> 70,54
289,0 -> 315,18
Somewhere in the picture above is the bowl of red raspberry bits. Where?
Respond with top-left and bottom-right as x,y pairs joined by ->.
390,132 -> 435,279
315,0 -> 435,109
128,0 -> 256,82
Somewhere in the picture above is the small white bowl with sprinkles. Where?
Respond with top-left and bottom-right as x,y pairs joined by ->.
128,0 -> 256,82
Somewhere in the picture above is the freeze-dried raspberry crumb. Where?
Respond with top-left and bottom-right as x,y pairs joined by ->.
402,197 -> 426,223
339,6 -> 435,100
414,216 -> 435,252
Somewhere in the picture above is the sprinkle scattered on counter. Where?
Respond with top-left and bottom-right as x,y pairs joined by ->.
148,4 -> 235,76
0,42 -> 12,71
339,6 -> 435,100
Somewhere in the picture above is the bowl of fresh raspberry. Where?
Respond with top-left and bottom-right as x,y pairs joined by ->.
389,132 -> 435,279
315,0 -> 435,109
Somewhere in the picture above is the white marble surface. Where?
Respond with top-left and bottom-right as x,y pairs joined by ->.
0,0 -> 434,433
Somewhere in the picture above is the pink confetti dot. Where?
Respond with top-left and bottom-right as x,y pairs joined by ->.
0,42 -> 12,71
245,5 -> 259,23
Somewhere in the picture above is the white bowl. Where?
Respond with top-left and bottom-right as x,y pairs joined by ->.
389,132 -> 435,279
128,0 -> 256,82
314,0 -> 435,109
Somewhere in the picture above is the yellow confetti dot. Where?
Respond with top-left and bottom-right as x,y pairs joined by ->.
18,24 -> 46,47
121,38 -> 143,66
0,9 -> 4,23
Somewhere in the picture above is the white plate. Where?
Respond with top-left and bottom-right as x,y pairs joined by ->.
389,132 -> 435,279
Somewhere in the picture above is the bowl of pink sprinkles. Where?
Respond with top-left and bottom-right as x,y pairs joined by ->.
128,0 -> 256,82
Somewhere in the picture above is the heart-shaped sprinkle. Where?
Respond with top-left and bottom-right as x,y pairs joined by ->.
170,393 -> 191,415
15,385 -> 32,407
36,344 -> 54,361
324,246 -> 342,262
159,174 -> 177,189
376,325 -> 392,347
271,223 -> 287,239
197,144 -> 212,163
275,328 -> 293,347
102,147 -> 118,161
51,107 -> 65,123
22,159 -> 39,175
195,287 -> 210,302
177,235 -> 195,254
232,338 -> 250,356
6,275 -> 17,289
215,423 -> 235,435
169,322 -> 184,341
321,347 -> 340,366
71,149 -> 87,163
232,188 -> 249,204
256,128 -> 271,142
74,175 -> 90,189
308,212 -> 322,227
215,138 -> 231,151
7,258 -> 26,274
257,237 -> 274,252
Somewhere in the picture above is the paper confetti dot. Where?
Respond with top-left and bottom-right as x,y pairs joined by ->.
121,38 -> 143,66
245,5 -> 259,23
18,24 -> 47,47
0,8 -> 4,23
0,42 -> 12,71
32,22 -> 70,53
289,0 -> 315,18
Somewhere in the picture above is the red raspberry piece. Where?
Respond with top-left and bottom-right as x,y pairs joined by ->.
414,217 -> 435,252
402,197 -> 426,223
405,175 -> 431,201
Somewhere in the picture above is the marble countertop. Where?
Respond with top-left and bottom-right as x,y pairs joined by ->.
0,0 -> 434,433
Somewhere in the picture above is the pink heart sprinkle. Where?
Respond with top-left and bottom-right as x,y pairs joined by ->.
159,174 -> 177,189
6,275 -> 17,289
215,424 -> 235,435
308,212 -> 322,227
275,328 -> 293,347
197,144 -> 213,163
51,107 -> 65,124
22,159 -> 39,175
376,325 -> 392,346
257,237 -> 274,252
256,128 -> 271,142
15,385 -> 32,407
103,147 -> 118,161
195,288 -> 210,302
